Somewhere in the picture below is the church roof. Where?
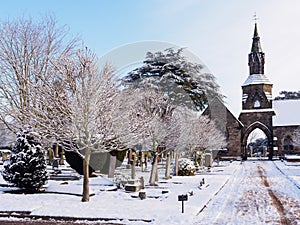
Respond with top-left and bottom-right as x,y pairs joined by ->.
273,99 -> 300,126
242,73 -> 272,86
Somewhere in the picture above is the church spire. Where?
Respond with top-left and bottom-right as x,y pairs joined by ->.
248,22 -> 265,75
251,23 -> 262,52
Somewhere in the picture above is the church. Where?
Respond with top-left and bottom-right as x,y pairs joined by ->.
205,23 -> 300,160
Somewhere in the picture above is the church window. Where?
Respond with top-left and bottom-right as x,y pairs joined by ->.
254,99 -> 261,108
283,136 -> 294,153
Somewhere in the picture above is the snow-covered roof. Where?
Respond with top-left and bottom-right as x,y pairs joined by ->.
240,108 -> 275,113
242,74 -> 272,86
273,99 -> 300,126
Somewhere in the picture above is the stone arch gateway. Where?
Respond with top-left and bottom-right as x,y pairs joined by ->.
238,23 -> 274,160
241,122 -> 273,159
206,22 -> 300,161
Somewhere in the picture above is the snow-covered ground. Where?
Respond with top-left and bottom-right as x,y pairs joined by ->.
196,160 -> 300,225
0,159 -> 299,224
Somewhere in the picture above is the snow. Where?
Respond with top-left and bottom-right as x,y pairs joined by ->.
242,73 -> 272,87
0,160 -> 299,224
197,160 -> 300,224
240,108 -> 275,113
273,99 -> 300,126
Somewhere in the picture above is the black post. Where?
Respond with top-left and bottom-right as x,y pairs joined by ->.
178,194 -> 188,214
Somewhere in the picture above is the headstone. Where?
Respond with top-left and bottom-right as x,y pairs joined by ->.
140,176 -> 144,189
125,179 -> 142,192
204,153 -> 212,167
52,158 -> 59,170
139,191 -> 146,200
108,155 -> 117,178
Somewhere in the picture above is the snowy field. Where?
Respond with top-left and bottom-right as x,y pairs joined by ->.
0,160 -> 299,225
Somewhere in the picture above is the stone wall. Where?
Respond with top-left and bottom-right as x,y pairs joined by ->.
273,125 -> 300,156
218,109 -> 243,158
203,97 -> 243,159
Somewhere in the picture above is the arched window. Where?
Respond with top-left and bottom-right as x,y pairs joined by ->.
254,99 -> 261,108
283,136 -> 294,153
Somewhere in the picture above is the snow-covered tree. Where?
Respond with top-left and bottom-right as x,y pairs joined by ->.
0,15 -> 79,133
247,138 -> 268,156
274,91 -> 300,100
127,89 -> 181,185
2,127 -> 48,193
178,111 -> 226,162
122,48 -> 224,111
47,48 -> 122,202
34,47 -> 139,202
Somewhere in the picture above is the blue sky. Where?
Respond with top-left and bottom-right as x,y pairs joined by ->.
1,0 -> 300,115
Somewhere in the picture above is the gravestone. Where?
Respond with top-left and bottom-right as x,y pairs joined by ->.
204,153 -> 212,167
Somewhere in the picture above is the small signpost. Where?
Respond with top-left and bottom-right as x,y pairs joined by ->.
178,194 -> 188,213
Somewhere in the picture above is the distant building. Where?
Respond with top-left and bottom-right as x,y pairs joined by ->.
204,23 -> 300,160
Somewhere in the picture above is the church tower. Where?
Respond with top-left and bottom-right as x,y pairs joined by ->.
239,23 -> 275,159
242,23 -> 273,110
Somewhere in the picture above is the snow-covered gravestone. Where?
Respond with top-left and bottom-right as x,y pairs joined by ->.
2,128 -> 48,193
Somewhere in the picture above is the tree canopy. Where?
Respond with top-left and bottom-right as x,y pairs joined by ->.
274,91 -> 300,100
122,48 -> 224,111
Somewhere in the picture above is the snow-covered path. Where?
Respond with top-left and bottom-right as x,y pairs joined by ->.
195,160 -> 300,225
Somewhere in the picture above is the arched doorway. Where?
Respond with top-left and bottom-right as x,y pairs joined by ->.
246,128 -> 268,158
241,122 -> 273,160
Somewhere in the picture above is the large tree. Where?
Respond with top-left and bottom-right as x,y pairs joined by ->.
0,16 -> 79,133
38,47 -> 123,202
127,89 -> 181,185
0,16 -> 147,201
36,47 -> 141,201
122,48 -> 224,111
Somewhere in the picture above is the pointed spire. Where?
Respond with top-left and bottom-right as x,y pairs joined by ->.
251,23 -> 262,52
248,22 -> 265,75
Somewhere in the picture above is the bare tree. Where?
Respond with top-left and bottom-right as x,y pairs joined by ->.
0,15 -> 146,200
0,15 -> 78,133
127,89 -> 180,185
50,48 -> 122,202
0,122 -> 14,148
178,111 -> 226,163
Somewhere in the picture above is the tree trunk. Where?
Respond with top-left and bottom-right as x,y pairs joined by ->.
149,153 -> 158,186
165,152 -> 171,179
81,151 -> 90,202
174,152 -> 179,176
131,153 -> 136,179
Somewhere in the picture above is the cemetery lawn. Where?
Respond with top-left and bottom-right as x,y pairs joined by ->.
0,160 -> 300,224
